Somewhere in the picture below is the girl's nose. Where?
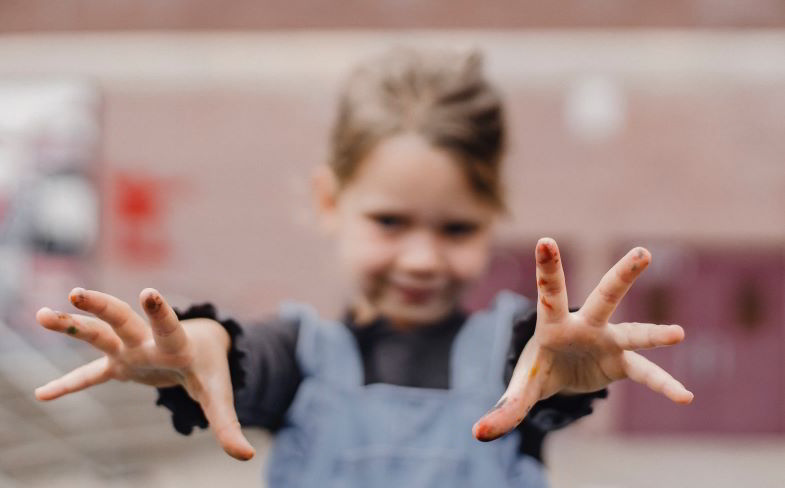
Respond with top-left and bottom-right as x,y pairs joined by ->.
398,232 -> 445,275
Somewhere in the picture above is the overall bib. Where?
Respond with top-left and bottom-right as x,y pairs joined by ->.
266,291 -> 548,488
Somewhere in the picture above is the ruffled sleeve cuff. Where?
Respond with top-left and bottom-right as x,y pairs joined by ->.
155,303 -> 246,435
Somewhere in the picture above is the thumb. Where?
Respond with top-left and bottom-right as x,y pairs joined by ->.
472,348 -> 550,442
198,376 -> 256,461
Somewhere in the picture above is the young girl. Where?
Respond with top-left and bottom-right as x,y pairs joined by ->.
33,48 -> 692,487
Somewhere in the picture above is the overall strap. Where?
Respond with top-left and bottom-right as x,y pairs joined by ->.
449,291 -> 533,392
279,301 -> 363,388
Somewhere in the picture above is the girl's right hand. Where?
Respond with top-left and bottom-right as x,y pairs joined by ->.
34,287 -> 256,461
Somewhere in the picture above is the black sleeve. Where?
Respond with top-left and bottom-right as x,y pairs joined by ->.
507,306 -> 608,462
155,303 -> 302,435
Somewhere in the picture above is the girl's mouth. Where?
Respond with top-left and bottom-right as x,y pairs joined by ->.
392,283 -> 440,304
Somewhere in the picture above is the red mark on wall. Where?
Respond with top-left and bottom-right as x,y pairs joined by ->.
112,171 -> 184,264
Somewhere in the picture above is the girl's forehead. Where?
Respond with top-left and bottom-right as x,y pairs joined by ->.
340,134 -> 494,217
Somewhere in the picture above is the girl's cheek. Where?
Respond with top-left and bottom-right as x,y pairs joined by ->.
340,225 -> 396,277
447,237 -> 492,283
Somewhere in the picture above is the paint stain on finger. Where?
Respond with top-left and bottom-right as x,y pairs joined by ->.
540,296 -> 554,310
144,294 -> 162,314
69,291 -> 87,308
529,361 -> 540,379
636,248 -> 645,259
473,419 -> 506,442
537,243 -> 556,264
66,326 -> 78,335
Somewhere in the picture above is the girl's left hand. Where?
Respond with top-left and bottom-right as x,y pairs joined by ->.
473,238 -> 693,441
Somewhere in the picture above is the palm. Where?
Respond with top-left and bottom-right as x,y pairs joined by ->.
34,288 -> 254,460
473,239 -> 692,441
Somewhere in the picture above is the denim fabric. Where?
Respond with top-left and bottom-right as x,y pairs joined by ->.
266,291 -> 548,488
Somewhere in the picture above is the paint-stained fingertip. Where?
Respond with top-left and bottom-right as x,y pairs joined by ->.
678,390 -> 695,405
472,419 -> 504,442
536,237 -> 557,251
535,237 -> 560,264
140,288 -> 164,313
632,247 -> 652,263
225,444 -> 256,461
140,287 -> 160,300
69,287 -> 88,307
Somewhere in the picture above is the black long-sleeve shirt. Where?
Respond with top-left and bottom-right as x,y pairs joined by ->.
157,303 -> 607,463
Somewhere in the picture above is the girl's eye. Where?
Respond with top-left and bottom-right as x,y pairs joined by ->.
442,221 -> 479,238
371,214 -> 408,230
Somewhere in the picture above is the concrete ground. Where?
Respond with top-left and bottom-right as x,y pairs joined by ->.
7,429 -> 784,488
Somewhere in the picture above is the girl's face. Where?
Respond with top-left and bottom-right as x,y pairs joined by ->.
323,133 -> 498,327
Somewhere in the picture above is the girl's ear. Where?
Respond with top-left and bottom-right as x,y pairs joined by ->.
310,164 -> 339,233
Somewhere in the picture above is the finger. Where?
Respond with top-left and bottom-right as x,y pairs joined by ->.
472,350 -> 550,442
69,288 -> 148,347
36,307 -> 122,355
196,375 -> 255,461
535,237 -> 568,322
139,288 -> 188,353
581,247 -> 651,326
623,350 -> 693,404
34,357 -> 112,401
611,322 -> 685,350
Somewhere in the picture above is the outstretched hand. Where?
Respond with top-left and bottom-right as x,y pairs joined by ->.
34,288 -> 255,460
473,238 -> 693,441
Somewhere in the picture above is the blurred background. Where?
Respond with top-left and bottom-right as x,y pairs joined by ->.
1,1 -> 784,487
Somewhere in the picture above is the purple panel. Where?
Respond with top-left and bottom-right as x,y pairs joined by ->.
617,245 -> 784,434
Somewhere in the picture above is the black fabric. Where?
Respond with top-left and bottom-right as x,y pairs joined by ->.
347,308 -> 465,389
156,302 -> 607,463
232,316 -> 301,430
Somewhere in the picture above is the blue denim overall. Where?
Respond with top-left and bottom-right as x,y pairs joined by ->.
266,291 -> 548,488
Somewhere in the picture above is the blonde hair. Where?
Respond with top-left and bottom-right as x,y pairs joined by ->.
329,47 -> 507,209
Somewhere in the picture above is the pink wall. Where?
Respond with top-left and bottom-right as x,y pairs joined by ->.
2,0 -> 784,31
2,33 -> 783,434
